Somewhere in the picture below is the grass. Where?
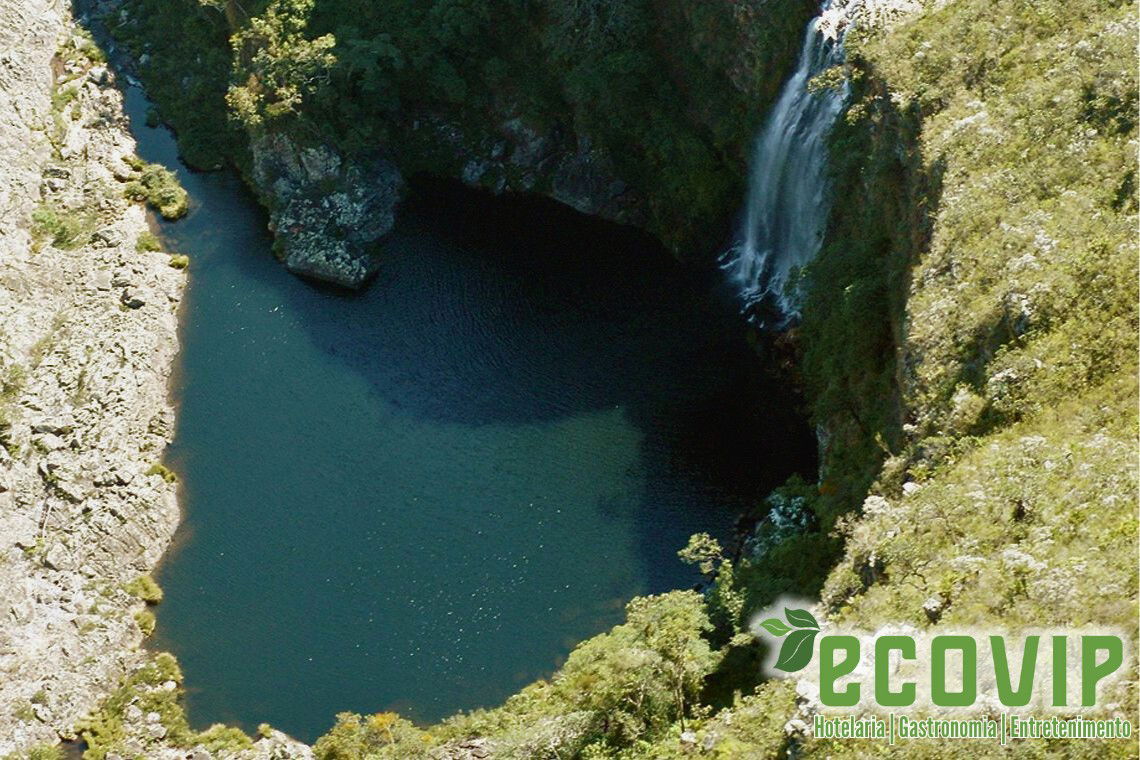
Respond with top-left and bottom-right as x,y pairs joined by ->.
123,575 -> 164,604
76,653 -> 252,759
133,609 -> 156,636
0,360 -> 25,453
3,744 -> 66,760
30,203 -> 97,250
778,1 -> 1137,756
60,27 -> 107,67
135,230 -> 162,252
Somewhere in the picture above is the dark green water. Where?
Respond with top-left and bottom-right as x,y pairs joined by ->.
121,87 -> 816,743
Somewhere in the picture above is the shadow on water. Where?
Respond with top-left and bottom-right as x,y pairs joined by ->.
95,64 -> 816,745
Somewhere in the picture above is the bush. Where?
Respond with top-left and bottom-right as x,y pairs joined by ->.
77,653 -> 252,759
314,712 -> 430,760
124,162 -> 188,219
195,724 -> 254,754
135,230 -> 162,252
145,462 -> 178,483
168,253 -> 190,269
124,574 -> 164,604
134,609 -> 156,637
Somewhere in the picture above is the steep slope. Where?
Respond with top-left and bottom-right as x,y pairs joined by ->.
0,0 -> 185,749
298,1 -> 1137,757
0,2 -> 311,757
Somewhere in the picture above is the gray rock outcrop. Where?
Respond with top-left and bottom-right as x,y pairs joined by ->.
251,133 -> 404,289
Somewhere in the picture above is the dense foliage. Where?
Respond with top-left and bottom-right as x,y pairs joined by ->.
114,0 -> 813,251
315,592 -> 718,758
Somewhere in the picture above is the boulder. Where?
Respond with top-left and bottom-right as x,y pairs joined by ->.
252,134 -> 404,289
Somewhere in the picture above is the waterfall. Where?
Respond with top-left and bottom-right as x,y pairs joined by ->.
723,6 -> 850,323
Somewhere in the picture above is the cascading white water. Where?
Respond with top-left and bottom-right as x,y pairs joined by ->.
723,6 -> 850,322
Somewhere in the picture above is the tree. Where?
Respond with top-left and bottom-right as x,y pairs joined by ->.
313,711 -> 430,760
678,532 -> 724,577
227,0 -> 336,130
552,591 -> 719,745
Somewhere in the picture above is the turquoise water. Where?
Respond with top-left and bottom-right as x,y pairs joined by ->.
121,88 -> 815,742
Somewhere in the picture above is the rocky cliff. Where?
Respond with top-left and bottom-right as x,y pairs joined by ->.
105,0 -> 815,288
0,0 -> 180,748
2,0 -> 1133,758
0,2 -> 308,756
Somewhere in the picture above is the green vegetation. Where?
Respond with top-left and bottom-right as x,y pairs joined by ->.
124,574 -> 164,604
50,84 -> 79,119
314,712 -> 430,759
135,230 -> 163,252
124,162 -> 189,219
775,0 -> 1134,755
109,6 -> 241,170
0,358 -> 26,454
10,701 -> 35,723
48,78 -> 81,147
77,653 -> 252,759
84,0 -> 1135,756
324,0 -> 1130,755
133,608 -> 156,636
48,34 -> 103,150
168,253 -> 190,270
60,27 -> 108,67
2,743 -> 64,760
145,462 -> 179,483
30,203 -> 97,250
316,591 -> 718,758
116,0 -> 814,252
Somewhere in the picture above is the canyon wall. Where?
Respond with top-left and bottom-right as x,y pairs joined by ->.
0,2 -> 308,756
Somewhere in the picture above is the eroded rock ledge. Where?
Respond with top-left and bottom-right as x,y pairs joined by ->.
251,133 -> 403,289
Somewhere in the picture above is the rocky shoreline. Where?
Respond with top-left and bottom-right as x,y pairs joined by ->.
0,1 -> 307,756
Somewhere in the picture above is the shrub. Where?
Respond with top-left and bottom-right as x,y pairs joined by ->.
168,254 -> 190,269
77,653 -> 252,759
135,230 -> 162,252
145,462 -> 178,483
195,724 -> 254,753
124,574 -> 164,604
124,162 -> 189,219
50,85 -> 79,116
314,712 -> 430,760
134,609 -> 156,636
30,204 -> 95,250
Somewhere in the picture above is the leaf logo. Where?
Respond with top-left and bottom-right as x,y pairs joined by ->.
759,607 -> 820,673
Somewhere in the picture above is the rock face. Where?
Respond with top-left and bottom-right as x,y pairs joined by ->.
251,133 -> 404,289
409,113 -> 643,226
0,2 -> 311,757
0,0 -> 181,750
247,111 -> 638,290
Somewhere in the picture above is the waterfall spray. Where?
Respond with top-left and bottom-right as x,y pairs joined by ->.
723,4 -> 850,324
